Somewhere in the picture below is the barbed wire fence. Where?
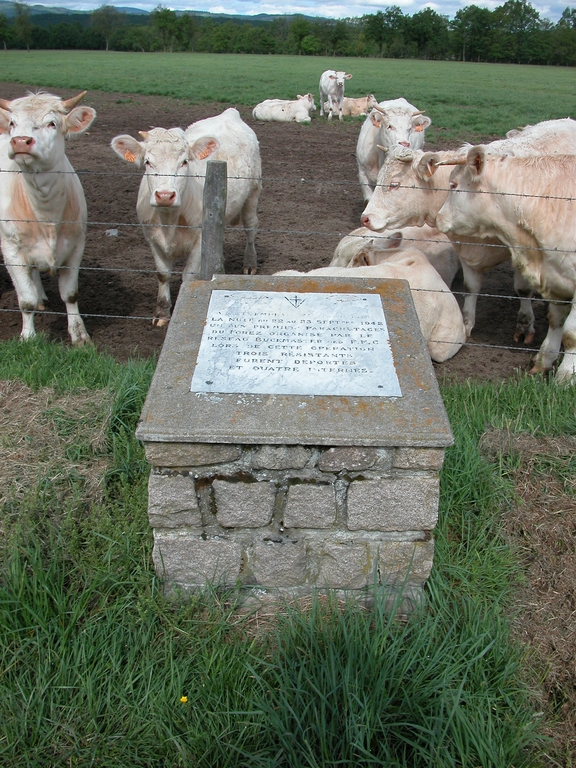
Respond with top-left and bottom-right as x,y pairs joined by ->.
0,165 -> 574,359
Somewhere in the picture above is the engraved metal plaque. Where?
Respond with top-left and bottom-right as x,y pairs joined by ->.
190,290 -> 401,397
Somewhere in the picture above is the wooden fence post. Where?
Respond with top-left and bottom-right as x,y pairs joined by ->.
200,160 -> 227,281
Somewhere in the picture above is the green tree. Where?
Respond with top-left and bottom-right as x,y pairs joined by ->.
174,12 -> 196,51
288,15 -> 312,54
150,5 -> 177,52
451,5 -> 494,61
13,1 -> 32,52
0,12 -> 13,49
91,4 -> 125,51
363,8 -> 405,56
406,8 -> 450,58
491,0 -> 542,62
552,7 -> 576,64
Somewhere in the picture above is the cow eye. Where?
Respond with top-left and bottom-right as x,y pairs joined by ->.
387,125 -> 393,130
46,120 -> 56,128
181,159 -> 188,167
449,180 -> 458,190
389,182 -> 400,190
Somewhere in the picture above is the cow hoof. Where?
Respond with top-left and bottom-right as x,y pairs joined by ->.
157,317 -> 170,328
73,336 -> 92,347
37,303 -> 45,311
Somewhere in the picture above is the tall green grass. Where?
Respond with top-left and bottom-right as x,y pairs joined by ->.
3,338 -> 574,765
1,50 -> 575,140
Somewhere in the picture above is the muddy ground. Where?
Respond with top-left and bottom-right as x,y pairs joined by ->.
0,83 -> 551,383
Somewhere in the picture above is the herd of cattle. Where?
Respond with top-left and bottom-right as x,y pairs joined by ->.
0,78 -> 575,382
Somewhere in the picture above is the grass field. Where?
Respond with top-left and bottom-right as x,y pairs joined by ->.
1,50 -> 575,140
4,339 -> 572,766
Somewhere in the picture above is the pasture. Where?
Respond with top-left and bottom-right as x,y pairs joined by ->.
1,55 -> 576,764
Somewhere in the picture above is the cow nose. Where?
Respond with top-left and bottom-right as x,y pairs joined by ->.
11,136 -> 34,153
399,141 -> 410,148
361,214 -> 371,228
155,190 -> 176,206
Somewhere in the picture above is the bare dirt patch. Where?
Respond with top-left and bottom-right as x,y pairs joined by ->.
0,83 -> 550,382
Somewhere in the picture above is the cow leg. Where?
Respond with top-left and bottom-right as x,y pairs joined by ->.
3,257 -> 40,340
530,301 -> 569,375
241,190 -> 259,275
58,245 -> 90,345
459,262 -> 482,339
32,269 -> 48,310
327,96 -> 334,120
149,244 -> 176,327
337,99 -> 344,122
556,299 -> 576,383
513,270 -> 536,344
319,89 -> 325,117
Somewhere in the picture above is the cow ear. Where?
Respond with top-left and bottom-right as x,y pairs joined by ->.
467,145 -> 486,180
370,112 -> 382,128
111,134 -> 145,165
412,114 -> 431,131
351,250 -> 370,267
416,152 -> 440,180
0,105 -> 10,134
189,136 -> 219,161
384,232 -> 403,250
64,106 -> 96,137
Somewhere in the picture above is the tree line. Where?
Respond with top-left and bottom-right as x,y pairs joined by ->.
0,1 -> 574,66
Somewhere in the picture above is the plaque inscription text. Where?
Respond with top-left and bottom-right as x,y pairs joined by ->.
190,290 -> 402,397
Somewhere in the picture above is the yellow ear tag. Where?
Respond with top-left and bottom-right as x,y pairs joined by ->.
125,150 -> 136,162
197,148 -> 211,160
415,125 -> 423,132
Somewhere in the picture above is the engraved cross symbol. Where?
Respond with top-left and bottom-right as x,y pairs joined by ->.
285,295 -> 306,309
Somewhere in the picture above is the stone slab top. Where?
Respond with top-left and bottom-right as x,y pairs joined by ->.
136,275 -> 454,448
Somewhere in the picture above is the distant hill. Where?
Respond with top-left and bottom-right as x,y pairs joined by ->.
0,1 -> 318,24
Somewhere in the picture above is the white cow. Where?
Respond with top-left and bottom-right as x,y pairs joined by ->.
252,94 -> 316,124
323,94 -> 378,118
361,117 -> 576,340
0,90 -> 96,344
111,108 -> 261,326
436,150 -> 576,381
276,250 -> 466,363
356,98 -> 431,202
330,225 -> 460,287
319,70 -> 352,121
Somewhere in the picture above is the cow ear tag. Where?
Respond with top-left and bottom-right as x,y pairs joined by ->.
124,150 -> 136,163
415,125 -> 423,132
197,148 -> 212,160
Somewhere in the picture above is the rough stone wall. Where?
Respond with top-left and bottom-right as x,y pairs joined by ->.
145,442 -> 444,602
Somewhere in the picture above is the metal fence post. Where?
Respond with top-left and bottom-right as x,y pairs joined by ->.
200,160 -> 227,281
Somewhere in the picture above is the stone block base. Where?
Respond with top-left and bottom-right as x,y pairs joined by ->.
145,440 -> 443,605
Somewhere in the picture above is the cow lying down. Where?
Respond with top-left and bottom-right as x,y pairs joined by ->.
330,226 -> 460,287
275,250 -> 466,363
252,94 -> 316,124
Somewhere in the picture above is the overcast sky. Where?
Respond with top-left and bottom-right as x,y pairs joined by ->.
33,0 -> 575,23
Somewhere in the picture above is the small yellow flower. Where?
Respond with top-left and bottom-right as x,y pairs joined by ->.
180,696 -> 188,703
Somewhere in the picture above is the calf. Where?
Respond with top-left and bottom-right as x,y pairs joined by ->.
0,90 -> 96,344
356,98 -> 431,202
111,108 -> 261,326
253,94 -> 316,124
319,70 -> 352,121
330,225 -> 460,287
437,150 -> 576,382
276,250 -> 466,363
323,94 -> 378,118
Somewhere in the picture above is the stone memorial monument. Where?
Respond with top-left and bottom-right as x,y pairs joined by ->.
137,274 -> 453,607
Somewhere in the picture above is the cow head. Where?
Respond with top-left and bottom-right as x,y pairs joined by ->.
111,127 -> 220,208
0,91 -> 96,170
361,146 -> 453,231
369,105 -> 431,152
297,93 -> 316,111
436,146 -> 488,236
329,71 -> 353,92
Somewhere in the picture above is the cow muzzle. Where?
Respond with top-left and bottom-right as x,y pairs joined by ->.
154,190 -> 177,207
10,136 -> 35,156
